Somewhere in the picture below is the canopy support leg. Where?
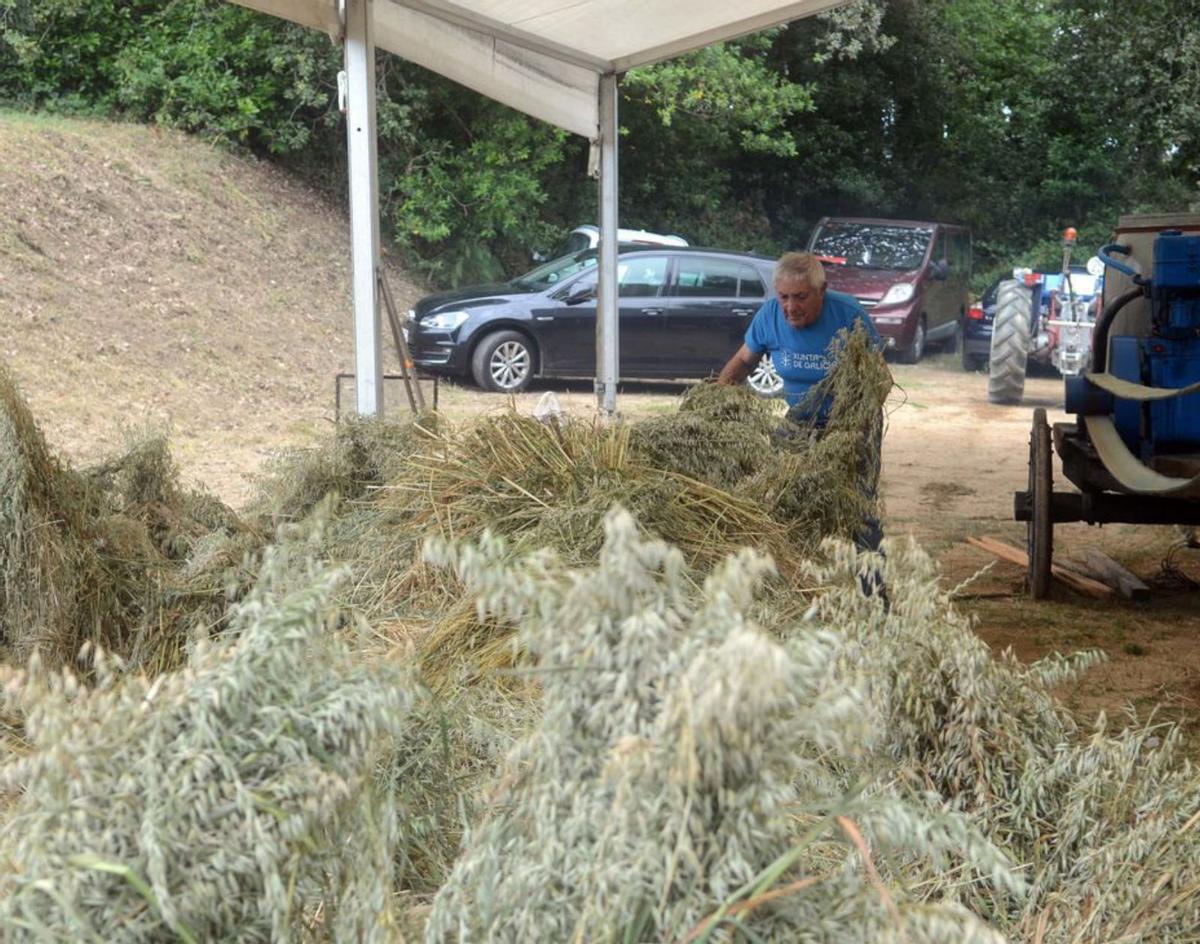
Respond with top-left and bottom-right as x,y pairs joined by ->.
344,0 -> 383,416
595,71 -> 619,417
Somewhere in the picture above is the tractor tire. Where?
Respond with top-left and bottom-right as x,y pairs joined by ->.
987,279 -> 1032,404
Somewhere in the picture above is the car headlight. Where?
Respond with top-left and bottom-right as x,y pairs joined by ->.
879,283 -> 915,306
422,310 -> 470,331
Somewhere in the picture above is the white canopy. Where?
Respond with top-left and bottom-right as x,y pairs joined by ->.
228,0 -> 848,414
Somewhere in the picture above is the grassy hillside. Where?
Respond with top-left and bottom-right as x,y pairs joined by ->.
0,111 -> 421,505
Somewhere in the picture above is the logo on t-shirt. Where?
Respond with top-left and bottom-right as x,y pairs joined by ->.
778,350 -> 832,372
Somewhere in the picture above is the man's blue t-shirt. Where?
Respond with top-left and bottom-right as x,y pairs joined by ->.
745,289 -> 882,419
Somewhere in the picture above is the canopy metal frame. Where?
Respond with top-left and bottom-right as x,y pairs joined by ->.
229,0 -> 847,415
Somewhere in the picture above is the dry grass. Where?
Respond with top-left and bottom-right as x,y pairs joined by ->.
0,363 -> 254,674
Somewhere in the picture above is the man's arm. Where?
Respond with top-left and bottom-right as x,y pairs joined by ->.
717,344 -> 762,386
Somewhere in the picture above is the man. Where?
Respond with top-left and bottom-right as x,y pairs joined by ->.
717,251 -> 882,418
717,250 -> 889,588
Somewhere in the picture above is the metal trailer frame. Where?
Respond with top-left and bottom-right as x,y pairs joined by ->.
1015,414 -> 1200,598
1012,216 -> 1200,598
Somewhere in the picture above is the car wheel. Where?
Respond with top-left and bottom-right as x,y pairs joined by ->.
746,354 -> 783,397
959,323 -> 986,371
472,330 -> 535,393
895,316 -> 925,364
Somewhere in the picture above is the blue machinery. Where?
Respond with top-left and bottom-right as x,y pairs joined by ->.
1015,215 -> 1200,597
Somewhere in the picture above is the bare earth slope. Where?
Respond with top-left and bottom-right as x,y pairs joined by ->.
0,111 -> 420,504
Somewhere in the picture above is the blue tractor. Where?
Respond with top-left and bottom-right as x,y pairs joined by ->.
983,230 -> 1104,403
1016,214 -> 1200,597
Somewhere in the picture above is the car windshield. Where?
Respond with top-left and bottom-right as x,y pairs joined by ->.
512,250 -> 598,291
810,223 -> 933,270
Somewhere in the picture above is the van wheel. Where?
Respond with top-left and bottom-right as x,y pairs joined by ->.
895,316 -> 926,364
472,330 -> 536,393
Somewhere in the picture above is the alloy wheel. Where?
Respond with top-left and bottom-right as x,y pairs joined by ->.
489,340 -> 531,390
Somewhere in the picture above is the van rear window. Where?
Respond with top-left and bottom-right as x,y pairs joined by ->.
810,223 -> 933,271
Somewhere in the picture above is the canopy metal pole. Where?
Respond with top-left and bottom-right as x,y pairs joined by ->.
344,0 -> 383,416
595,71 -> 619,416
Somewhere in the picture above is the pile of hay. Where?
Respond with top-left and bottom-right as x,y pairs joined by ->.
424,510 -> 1018,942
0,366 -> 253,673
419,514 -> 1200,942
629,327 -> 891,549
627,382 -> 780,488
0,330 -> 891,680
0,365 -> 134,669
7,330 -> 1198,941
0,532 -> 411,941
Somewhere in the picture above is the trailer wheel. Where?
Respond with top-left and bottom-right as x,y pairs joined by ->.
1027,407 -> 1053,599
988,279 -> 1032,404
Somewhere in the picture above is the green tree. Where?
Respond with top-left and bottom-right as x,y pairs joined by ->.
0,0 -> 159,109
112,1 -> 340,154
4,0 -> 1198,286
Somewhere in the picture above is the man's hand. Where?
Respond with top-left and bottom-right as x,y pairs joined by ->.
716,344 -> 762,386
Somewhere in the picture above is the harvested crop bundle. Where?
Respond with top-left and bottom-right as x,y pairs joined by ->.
746,326 -> 891,547
0,536 -> 411,942
628,382 -> 779,489
85,433 -> 242,560
806,539 -> 1200,942
424,510 -> 1015,942
252,413 -> 435,527
626,327 -> 891,551
0,366 -> 254,672
382,406 -> 806,573
375,411 -> 800,686
0,364 -> 117,668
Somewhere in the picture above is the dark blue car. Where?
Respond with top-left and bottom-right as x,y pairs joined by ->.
407,246 -> 781,394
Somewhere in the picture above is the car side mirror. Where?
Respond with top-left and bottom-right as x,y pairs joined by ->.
931,258 -> 949,281
564,283 -> 596,305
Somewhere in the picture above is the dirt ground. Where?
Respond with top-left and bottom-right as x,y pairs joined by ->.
3,111 -> 1198,741
884,354 -> 1200,731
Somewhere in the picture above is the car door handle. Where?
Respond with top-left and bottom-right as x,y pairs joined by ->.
732,307 -> 755,317
644,307 -> 664,316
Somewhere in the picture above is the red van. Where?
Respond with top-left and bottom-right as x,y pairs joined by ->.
806,217 -> 973,363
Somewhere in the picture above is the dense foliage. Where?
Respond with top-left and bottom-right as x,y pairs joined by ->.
2,0 -> 1197,284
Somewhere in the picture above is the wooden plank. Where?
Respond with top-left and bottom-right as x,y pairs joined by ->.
967,535 -> 1025,567
1051,556 -> 1096,580
982,536 -> 1113,598
965,536 -> 1114,599
1083,548 -> 1151,602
